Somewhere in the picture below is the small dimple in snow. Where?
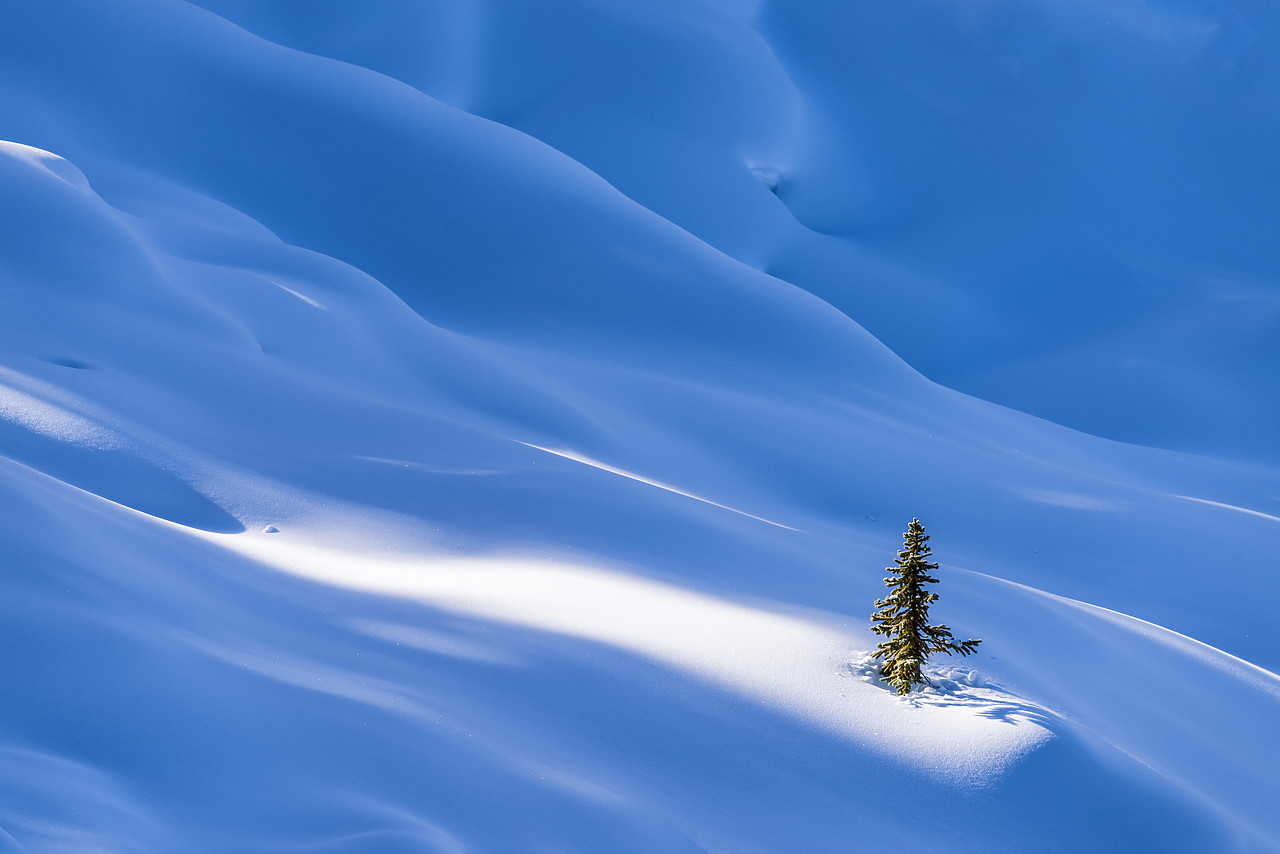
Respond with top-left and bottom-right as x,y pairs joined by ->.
40,356 -> 94,370
749,165 -> 782,195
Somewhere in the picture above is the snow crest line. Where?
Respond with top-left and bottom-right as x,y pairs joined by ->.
519,443 -> 799,531
962,569 -> 1280,699
1174,495 -> 1280,525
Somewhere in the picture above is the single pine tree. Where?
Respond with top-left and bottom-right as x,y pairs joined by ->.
870,519 -> 981,695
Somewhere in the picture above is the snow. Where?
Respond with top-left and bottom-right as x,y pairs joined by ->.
1,0 -> 1279,851
207,528 -> 1052,787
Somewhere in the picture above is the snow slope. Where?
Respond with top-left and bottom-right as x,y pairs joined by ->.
1,0 -> 1279,851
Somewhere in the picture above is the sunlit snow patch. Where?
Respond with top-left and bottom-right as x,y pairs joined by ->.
0,140 -> 92,192
201,528 -> 1054,786
0,369 -> 120,447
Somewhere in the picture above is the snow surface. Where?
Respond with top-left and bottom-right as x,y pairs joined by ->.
2,0 -> 1280,851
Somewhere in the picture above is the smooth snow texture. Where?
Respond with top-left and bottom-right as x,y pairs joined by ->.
2,0 -> 1280,851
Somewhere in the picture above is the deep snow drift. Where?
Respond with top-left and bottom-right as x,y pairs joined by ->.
1,1 -> 1279,852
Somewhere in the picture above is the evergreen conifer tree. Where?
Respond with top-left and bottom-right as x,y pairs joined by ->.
870,518 -> 981,695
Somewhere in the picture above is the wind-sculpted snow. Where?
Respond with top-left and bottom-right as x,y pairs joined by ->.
1,0 -> 1280,851
183,0 -> 1280,458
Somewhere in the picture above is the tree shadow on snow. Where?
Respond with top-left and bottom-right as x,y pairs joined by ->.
847,650 -> 1056,728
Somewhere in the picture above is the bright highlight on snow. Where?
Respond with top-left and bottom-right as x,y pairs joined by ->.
206,527 -> 1053,787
